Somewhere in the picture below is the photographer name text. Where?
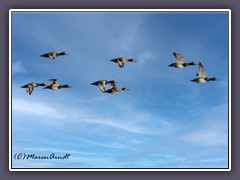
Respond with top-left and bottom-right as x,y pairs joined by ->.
14,153 -> 71,160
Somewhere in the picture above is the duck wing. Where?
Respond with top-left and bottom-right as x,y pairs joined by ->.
49,52 -> 57,59
173,52 -> 184,63
49,79 -> 59,85
197,63 -> 206,78
117,60 -> 124,68
111,85 -> 119,90
98,84 -> 106,92
27,85 -> 34,95
105,87 -> 117,94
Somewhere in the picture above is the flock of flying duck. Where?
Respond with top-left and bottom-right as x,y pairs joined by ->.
20,51 -> 217,95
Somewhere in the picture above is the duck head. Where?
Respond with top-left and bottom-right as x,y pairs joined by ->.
109,80 -> 117,85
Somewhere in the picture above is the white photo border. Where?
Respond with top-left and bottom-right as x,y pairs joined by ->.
9,9 -> 231,171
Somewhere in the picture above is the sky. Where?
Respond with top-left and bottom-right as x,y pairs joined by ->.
11,10 -> 229,169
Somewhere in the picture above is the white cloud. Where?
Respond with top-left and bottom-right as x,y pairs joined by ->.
12,61 -> 25,74
12,98 -> 64,119
183,130 -> 227,146
74,117 -> 150,134
76,137 -> 125,149
12,94 -> 174,135
24,147 -> 96,155
182,103 -> 228,146
137,51 -> 157,65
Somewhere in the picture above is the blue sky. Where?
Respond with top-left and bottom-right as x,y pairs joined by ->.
11,10 -> 229,169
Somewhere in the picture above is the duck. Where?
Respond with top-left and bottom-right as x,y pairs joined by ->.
44,79 -> 71,90
21,82 -> 46,95
40,52 -> 68,60
104,85 -> 129,94
191,62 -> 217,83
169,52 -> 196,68
110,57 -> 136,68
91,80 -> 117,92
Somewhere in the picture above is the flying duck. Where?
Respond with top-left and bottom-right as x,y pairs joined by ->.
110,57 -> 136,68
44,79 -> 71,90
191,62 -> 217,83
104,85 -> 129,94
91,80 -> 116,92
40,52 -> 68,60
169,52 -> 196,68
21,82 -> 46,95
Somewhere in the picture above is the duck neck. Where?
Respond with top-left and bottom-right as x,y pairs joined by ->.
183,62 -> 195,67
58,52 -> 66,56
209,77 -> 217,81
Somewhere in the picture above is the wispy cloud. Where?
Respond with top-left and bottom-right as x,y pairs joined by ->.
24,147 -> 96,155
12,98 -> 64,119
12,61 -> 25,74
76,137 -> 125,149
181,102 -> 228,146
12,95 -> 174,135
137,51 -> 157,65
183,130 -> 227,146
75,117 -> 149,134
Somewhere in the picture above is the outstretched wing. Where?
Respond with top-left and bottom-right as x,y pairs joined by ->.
28,85 -> 35,95
23,85 -> 34,95
117,60 -> 124,68
173,52 -> 184,63
197,63 -> 206,78
49,79 -> 59,85
97,80 -> 106,92
98,84 -> 106,92
49,52 -> 57,59
111,84 -> 118,90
